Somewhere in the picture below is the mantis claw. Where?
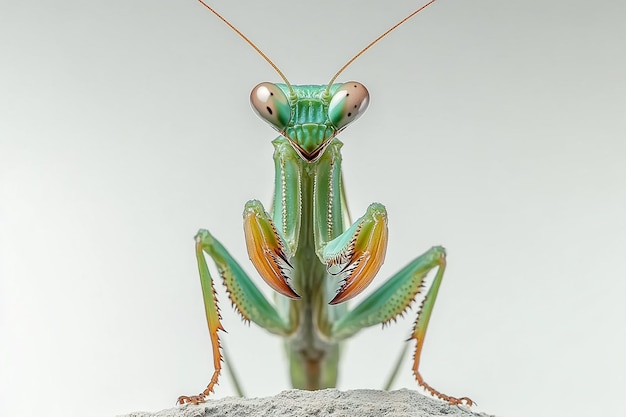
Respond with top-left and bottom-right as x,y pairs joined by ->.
177,394 -> 206,405
244,200 -> 300,299
322,203 -> 388,305
457,397 -> 474,407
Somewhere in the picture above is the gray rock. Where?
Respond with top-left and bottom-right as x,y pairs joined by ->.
119,389 -> 496,417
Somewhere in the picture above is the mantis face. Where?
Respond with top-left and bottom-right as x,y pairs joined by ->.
250,82 -> 370,162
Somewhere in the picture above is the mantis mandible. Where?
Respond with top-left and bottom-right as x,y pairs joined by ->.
178,0 -> 473,406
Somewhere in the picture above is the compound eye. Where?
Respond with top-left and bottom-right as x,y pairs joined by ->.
250,82 -> 291,130
328,81 -> 369,129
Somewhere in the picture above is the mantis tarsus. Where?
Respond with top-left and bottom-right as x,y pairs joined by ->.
178,0 -> 473,407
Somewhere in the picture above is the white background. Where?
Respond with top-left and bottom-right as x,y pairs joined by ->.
1,1 -> 625,416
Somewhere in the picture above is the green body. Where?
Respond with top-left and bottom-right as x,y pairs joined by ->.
178,83 -> 472,406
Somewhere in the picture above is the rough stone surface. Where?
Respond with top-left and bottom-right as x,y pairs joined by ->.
118,389 -> 496,417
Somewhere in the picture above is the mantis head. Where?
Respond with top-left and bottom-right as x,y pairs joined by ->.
250,81 -> 370,162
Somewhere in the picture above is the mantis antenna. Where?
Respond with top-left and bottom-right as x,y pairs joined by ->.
196,0 -> 438,97
196,0 -> 295,96
325,0 -> 438,95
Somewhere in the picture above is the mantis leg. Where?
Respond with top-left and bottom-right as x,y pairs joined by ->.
311,140 -> 389,306
317,202 -> 389,305
331,246 -> 473,406
177,228 -> 291,404
309,140 -> 470,404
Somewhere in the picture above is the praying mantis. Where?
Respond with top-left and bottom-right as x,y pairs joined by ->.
178,0 -> 473,407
